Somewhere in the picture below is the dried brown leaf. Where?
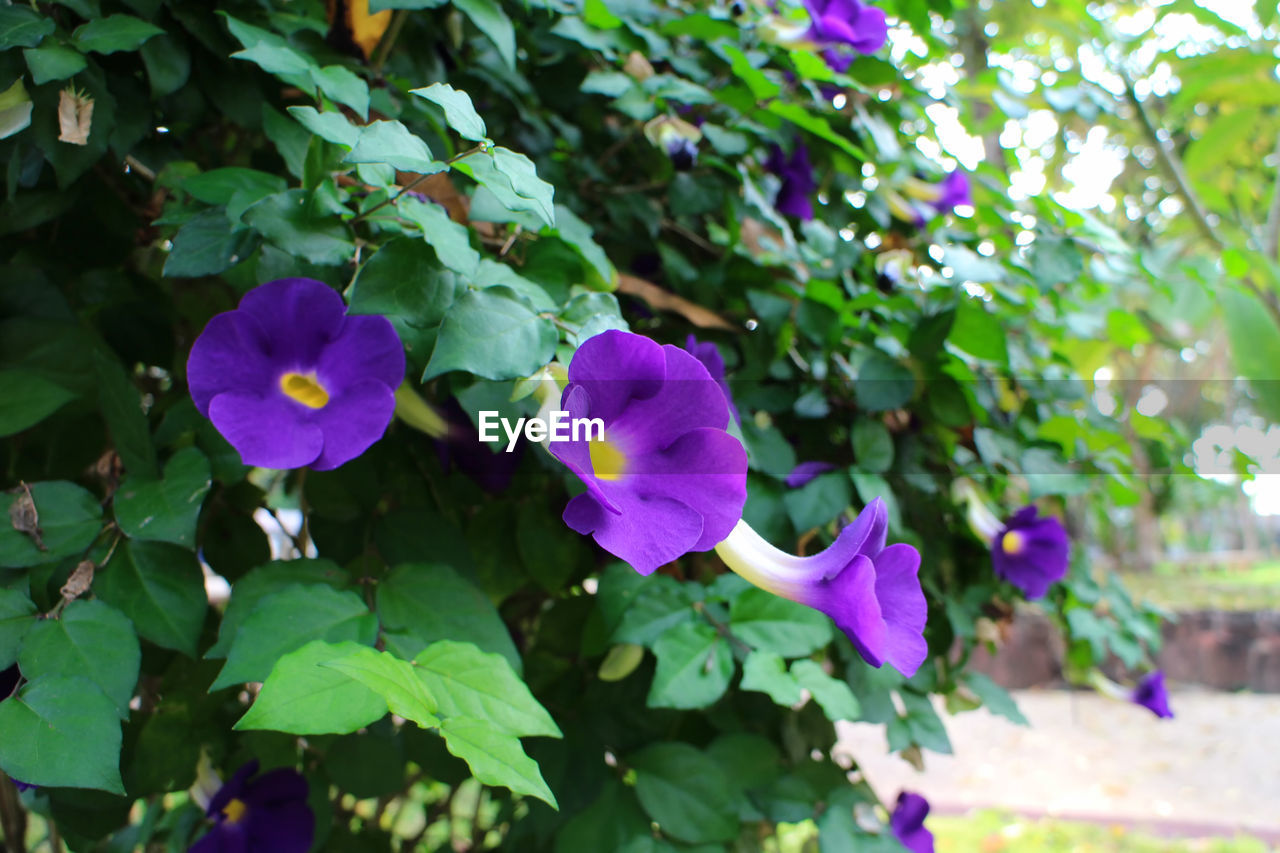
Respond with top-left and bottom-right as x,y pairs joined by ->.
616,273 -> 736,331
8,481 -> 45,551
57,88 -> 93,146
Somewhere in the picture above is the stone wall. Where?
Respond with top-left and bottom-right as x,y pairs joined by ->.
967,607 -> 1280,692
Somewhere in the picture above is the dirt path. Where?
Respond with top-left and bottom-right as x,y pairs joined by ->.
836,687 -> 1280,839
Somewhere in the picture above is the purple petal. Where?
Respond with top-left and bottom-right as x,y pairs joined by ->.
872,544 -> 928,677
208,392 -> 325,469
627,427 -> 749,551
1132,671 -> 1174,719
243,767 -> 309,808
235,278 -> 347,369
891,792 -> 934,853
937,170 -> 972,210
815,13 -> 859,43
785,461 -> 836,489
189,824 -> 248,853
317,314 -> 406,392
187,312 -> 275,416
563,330 -> 667,426
308,379 -> 397,470
684,336 -> 739,423
608,345 -> 732,452
849,3 -> 887,52
991,506 -> 1069,600
208,761 -> 259,817
563,491 -> 704,575
807,553 -> 888,665
245,801 -> 314,853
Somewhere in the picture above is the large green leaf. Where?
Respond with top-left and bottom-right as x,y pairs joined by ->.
439,718 -> 557,807
729,588 -> 833,657
740,650 -> 802,706
163,208 -> 258,277
0,675 -> 124,794
452,0 -> 517,68
17,599 -> 140,717
376,563 -> 521,673
212,585 -> 378,689
206,559 -> 348,658
345,121 -> 446,173
0,6 -> 54,49
94,540 -> 206,656
323,646 -> 439,727
949,298 -> 1008,363
0,588 -> 37,669
646,621 -> 733,709
411,82 -> 488,142
235,640 -> 388,734
454,150 -> 555,228
243,190 -> 355,266
22,45 -> 88,85
348,238 -> 458,368
72,14 -> 163,54
422,287 -> 557,381
791,659 -> 860,722
399,196 -> 481,277
414,641 -> 560,738
1221,284 -> 1280,421
114,447 -> 212,548
0,369 -> 77,436
629,743 -> 740,844
0,481 -> 102,569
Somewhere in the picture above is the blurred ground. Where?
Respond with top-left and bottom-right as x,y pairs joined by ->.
837,687 -> 1280,842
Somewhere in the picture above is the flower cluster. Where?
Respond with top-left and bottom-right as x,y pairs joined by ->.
187,278 -> 405,471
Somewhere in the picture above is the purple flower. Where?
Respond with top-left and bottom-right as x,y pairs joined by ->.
667,137 -> 698,171
803,0 -> 888,59
684,335 -> 739,423
187,278 -> 405,471
765,143 -> 816,220
716,499 -> 928,676
902,171 -> 972,222
785,461 -> 835,488
549,330 -> 748,575
890,792 -> 934,853
190,760 -> 313,853
934,170 -> 972,212
1131,670 -> 1174,719
991,505 -> 1070,600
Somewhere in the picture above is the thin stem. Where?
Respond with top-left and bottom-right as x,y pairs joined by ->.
370,9 -> 409,74
0,774 -> 28,853
351,144 -> 488,223
123,154 -> 156,182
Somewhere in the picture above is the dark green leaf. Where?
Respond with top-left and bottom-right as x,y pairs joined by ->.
422,287 -> 558,381
0,7 -> 56,50
22,46 -> 88,85
94,540 -> 206,656
348,238 -> 457,368
309,65 -> 369,119
963,672 -> 1028,726
0,369 -> 77,436
0,481 -> 102,569
114,447 -> 211,548
243,190 -> 354,266
414,640 -> 560,738
411,82 -> 488,142
139,32 -> 190,97
452,0 -> 517,68
791,659 -> 860,721
72,15 -> 163,54
287,105 -> 360,149
0,588 -> 37,669
206,559 -> 347,658
646,621 -> 733,709
949,298 -> 1008,363
782,470 -> 852,532
729,588 -> 833,656
399,196 -> 480,276
18,599 -> 140,717
851,419 -> 893,474
183,168 -> 286,207
855,353 -> 914,412
163,208 -> 257,277
0,675 -> 124,794
740,650 -> 802,706
629,743 -> 740,844
345,121 -> 445,173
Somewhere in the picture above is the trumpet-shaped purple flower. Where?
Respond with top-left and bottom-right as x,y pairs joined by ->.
785,461 -> 836,488
991,505 -> 1069,599
890,792 -> 934,853
766,143 -> 816,220
667,137 -> 699,171
902,171 -> 972,224
803,0 -> 888,65
1131,670 -> 1173,719
190,760 -> 313,853
716,499 -> 927,676
187,278 -> 405,471
549,330 -> 748,575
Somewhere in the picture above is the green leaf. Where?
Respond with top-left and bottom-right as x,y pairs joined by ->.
963,672 -> 1028,726
0,675 -> 124,794
243,190 -> 355,266
894,691 -> 952,755
452,0 -> 517,68
323,646 -> 439,727
206,559 -> 347,658
212,585 -> 378,689
17,599 -> 140,717
949,298 -> 1008,363
93,351 -> 159,481
113,447 -> 211,548
0,7 -> 55,49
348,238 -> 457,368
163,208 -> 258,277
493,148 -> 555,226
287,105 -> 360,149
741,649 -> 804,706
855,352 -> 914,412
549,204 -> 615,288
454,149 -> 555,228
729,588 -> 833,656
646,621 -> 733,709
610,576 -> 696,646
376,563 -> 521,674
235,640 -> 388,734
184,168 -> 287,207
764,101 -> 863,159
782,470 -> 852,532
1221,284 -> 1280,421
22,46 -> 88,85
0,370 -> 77,436
94,540 -> 206,656
0,481 -> 102,569
140,32 -> 190,97
629,743 -> 740,844
309,65 -> 370,119
72,14 -> 163,54
0,589 -> 37,670
399,196 -> 480,277
439,718 -> 557,807
223,14 -> 311,76
422,287 -> 558,381
791,659 -> 861,721
720,44 -> 780,100
345,121 -> 446,173
411,82 -> 488,142
851,419 -> 893,474
414,640 -> 560,738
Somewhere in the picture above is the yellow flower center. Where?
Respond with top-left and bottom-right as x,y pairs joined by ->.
1001,530 -> 1026,556
589,438 -> 628,482
280,372 -> 330,409
222,797 -> 248,824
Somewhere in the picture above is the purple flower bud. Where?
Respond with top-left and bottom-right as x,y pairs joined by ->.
890,792 -> 934,853
784,461 -> 835,488
1131,670 -> 1174,719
